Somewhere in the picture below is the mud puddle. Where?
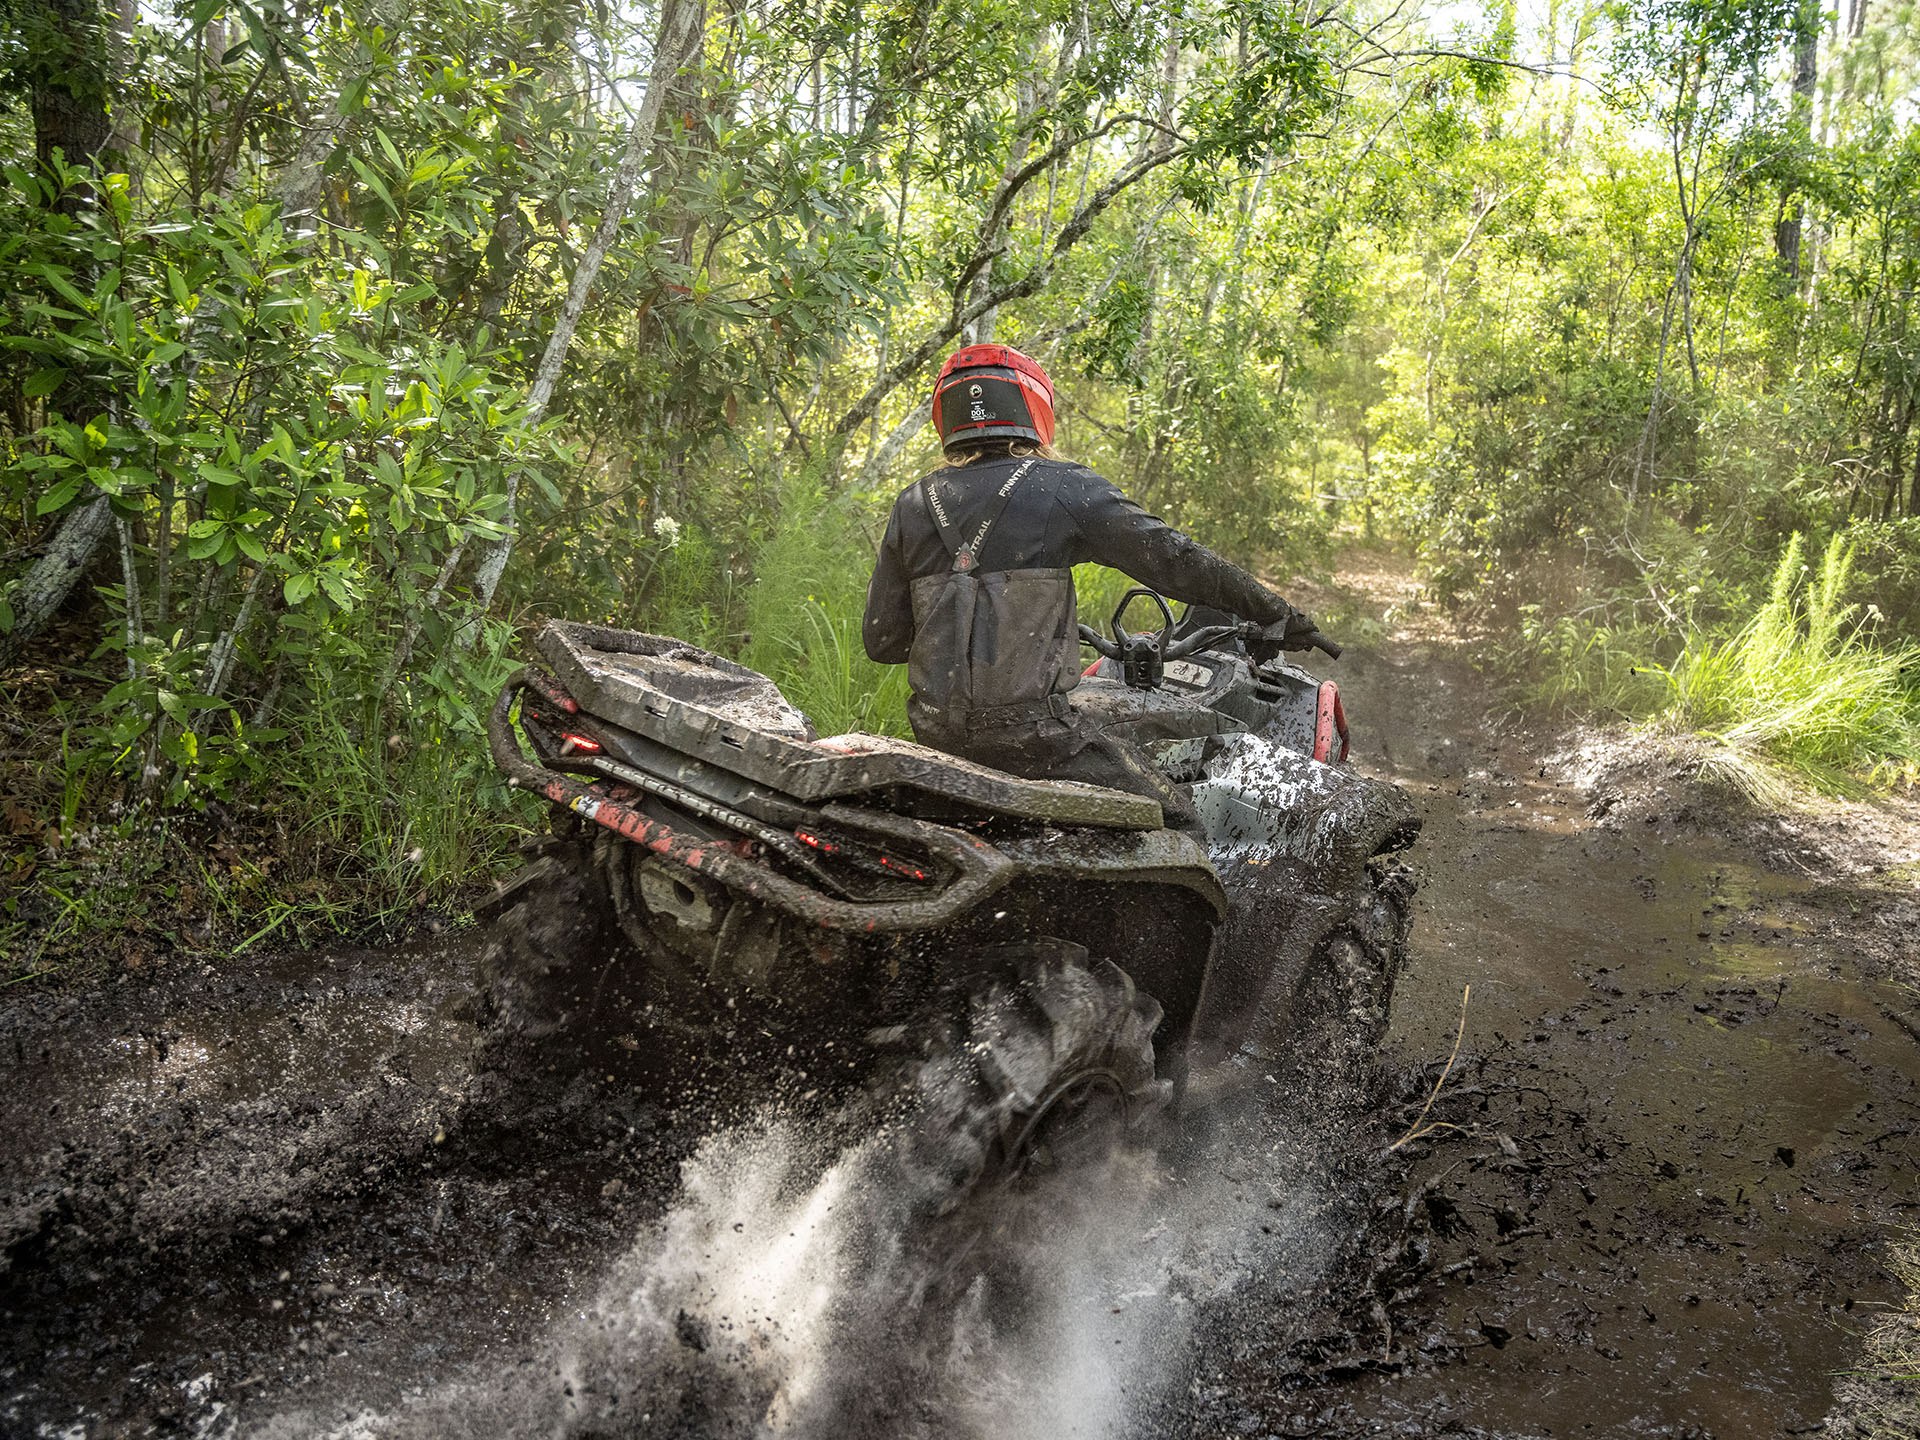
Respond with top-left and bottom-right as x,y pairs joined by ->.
1184,570 -> 1920,1438
4,557 -> 1918,1438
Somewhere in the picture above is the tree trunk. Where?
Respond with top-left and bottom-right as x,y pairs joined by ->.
29,0 -> 112,205
470,0 -> 705,611
0,496 -> 115,671
1773,0 -> 1819,280
858,408 -> 931,490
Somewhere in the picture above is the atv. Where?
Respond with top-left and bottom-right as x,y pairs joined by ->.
478,589 -> 1419,1203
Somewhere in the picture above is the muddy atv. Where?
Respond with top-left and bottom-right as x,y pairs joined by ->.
478,590 -> 1419,1206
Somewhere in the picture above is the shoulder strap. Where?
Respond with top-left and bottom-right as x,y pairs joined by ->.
919,457 -> 1040,574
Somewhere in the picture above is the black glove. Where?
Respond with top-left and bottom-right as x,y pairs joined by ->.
1247,607 -> 1320,664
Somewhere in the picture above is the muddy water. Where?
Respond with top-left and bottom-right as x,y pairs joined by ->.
3,616 -> 1917,1438
1256,634 -> 1920,1437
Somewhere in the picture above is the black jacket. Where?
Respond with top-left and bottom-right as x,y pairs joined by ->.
862,454 -> 1287,744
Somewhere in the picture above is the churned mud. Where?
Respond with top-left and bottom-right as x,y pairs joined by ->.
3,553 -> 1917,1438
1204,555 -> 1920,1438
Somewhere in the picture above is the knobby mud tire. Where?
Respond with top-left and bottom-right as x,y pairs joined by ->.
470,838 -> 627,1090
1293,859 -> 1416,1073
872,939 -> 1171,1223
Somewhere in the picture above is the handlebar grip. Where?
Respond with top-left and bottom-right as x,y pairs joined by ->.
1309,631 -> 1343,660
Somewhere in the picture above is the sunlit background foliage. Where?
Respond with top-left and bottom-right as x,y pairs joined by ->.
1,0 -> 1916,951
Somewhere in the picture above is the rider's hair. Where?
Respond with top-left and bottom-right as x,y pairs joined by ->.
942,440 -> 1060,468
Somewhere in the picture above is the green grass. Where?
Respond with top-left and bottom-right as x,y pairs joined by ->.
1644,534 -> 1920,792
1850,1232 -> 1920,1439
1504,533 -> 1919,796
725,475 -> 913,737
768,598 -> 911,737
1506,607 -> 1668,717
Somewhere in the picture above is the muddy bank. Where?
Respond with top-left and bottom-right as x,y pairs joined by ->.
2,552 -> 1917,1438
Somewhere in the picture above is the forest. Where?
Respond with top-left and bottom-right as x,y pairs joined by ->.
1,0 -> 1918,1433
1,0 -> 1914,944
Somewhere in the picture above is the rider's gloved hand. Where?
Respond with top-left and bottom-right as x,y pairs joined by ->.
1247,607 -> 1320,664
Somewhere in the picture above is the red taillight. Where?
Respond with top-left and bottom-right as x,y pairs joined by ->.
559,732 -> 603,755
878,855 -> 929,882
795,829 -> 838,854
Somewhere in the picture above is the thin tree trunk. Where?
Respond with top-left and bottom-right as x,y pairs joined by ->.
198,559 -> 267,705
858,408 -> 931,490
115,515 -> 141,679
377,542 -> 468,698
1773,0 -> 1819,279
470,0 -> 704,611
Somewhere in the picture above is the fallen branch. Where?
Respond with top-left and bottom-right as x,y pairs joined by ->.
1388,983 -> 1471,1152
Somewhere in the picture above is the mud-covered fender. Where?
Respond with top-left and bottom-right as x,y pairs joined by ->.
1191,733 -> 1420,893
1186,736 -> 1420,1065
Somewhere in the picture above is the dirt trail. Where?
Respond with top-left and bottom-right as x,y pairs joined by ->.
1203,554 -> 1920,1437
3,553 -> 1917,1438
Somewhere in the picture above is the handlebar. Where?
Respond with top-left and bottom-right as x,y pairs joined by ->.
1078,593 -> 1342,682
1304,630 -> 1342,660
1079,619 -> 1341,660
1164,623 -> 1252,660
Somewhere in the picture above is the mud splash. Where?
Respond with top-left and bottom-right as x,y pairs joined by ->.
260,1066 -> 1372,1439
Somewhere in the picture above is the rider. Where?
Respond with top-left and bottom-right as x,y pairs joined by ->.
861,343 -> 1321,824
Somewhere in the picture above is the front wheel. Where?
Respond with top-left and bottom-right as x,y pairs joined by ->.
1291,858 -> 1415,1070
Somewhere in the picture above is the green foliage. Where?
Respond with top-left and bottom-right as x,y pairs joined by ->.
1646,535 -> 1920,787
1506,608 -> 1668,717
738,479 -> 909,737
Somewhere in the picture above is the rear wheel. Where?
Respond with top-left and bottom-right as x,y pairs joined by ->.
872,939 -> 1171,1220
470,839 -> 626,1083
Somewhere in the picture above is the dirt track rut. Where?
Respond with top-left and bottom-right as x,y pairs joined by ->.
3,556 -> 1917,1438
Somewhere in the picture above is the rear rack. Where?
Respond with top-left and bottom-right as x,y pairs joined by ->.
490,671 -> 1016,933
534,621 -> 1163,831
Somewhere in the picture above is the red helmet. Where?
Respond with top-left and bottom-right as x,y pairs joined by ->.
930,344 -> 1056,452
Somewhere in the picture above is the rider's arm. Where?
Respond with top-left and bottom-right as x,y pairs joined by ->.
862,501 -> 915,664
1061,468 -> 1292,625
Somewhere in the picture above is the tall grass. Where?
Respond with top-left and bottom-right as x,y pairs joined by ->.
1647,533 -> 1920,790
1850,1233 -> 1920,1439
652,474 -> 913,737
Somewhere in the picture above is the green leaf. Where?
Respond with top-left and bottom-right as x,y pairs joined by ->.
200,464 -> 244,487
24,366 -> 66,398
349,156 -> 397,217
235,532 -> 269,564
35,477 -> 83,515
187,519 -> 224,539
30,265 -> 92,313
283,572 -> 315,606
